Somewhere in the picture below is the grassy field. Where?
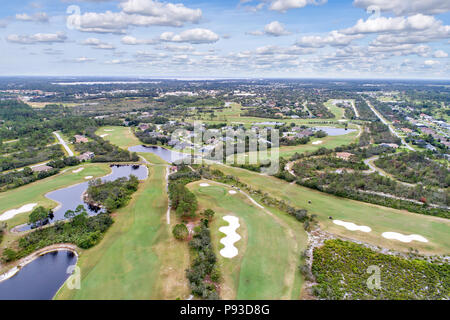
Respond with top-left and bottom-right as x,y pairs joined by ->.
210,164 -> 450,255
55,165 -> 190,300
189,181 -> 307,300
96,126 -> 169,165
0,164 -> 111,229
325,100 -> 346,120
95,126 -> 141,149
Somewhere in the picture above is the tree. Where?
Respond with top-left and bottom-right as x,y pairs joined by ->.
28,206 -> 50,227
202,209 -> 215,219
173,223 -> 189,240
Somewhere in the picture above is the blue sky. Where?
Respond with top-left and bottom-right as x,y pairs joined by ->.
0,0 -> 449,78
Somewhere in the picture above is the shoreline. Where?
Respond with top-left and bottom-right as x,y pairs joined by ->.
0,243 -> 79,283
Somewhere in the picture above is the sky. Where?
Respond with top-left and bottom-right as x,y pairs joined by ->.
0,0 -> 449,79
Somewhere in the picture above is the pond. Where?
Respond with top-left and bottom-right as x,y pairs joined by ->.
312,127 -> 356,136
0,250 -> 77,300
129,145 -> 192,163
18,165 -> 148,232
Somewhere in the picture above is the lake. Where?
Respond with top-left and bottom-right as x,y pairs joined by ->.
18,165 -> 148,231
0,250 -> 77,300
129,145 -> 192,163
313,127 -> 356,136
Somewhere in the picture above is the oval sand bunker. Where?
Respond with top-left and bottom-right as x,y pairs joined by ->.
219,216 -> 241,259
199,183 -> 210,187
312,140 -> 323,145
84,176 -> 93,180
0,203 -> 38,221
333,220 -> 371,233
229,190 -> 237,195
72,167 -> 84,173
382,232 -> 428,243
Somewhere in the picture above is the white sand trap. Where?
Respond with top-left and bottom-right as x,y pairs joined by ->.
333,220 -> 372,233
382,232 -> 428,243
0,203 -> 37,221
104,129 -> 114,132
199,183 -> 210,187
219,216 -> 241,259
100,134 -> 109,138
312,140 -> 323,145
72,167 -> 84,173
229,190 -> 237,195
84,176 -> 93,180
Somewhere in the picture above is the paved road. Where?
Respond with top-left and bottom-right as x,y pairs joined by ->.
53,131 -> 74,157
364,99 -> 415,151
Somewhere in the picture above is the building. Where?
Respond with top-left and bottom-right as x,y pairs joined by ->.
380,143 -> 399,149
32,165 -> 53,173
336,152 -> 355,161
77,152 -> 95,161
74,135 -> 88,144
139,123 -> 151,131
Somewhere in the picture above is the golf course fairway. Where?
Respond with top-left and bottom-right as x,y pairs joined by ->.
210,164 -> 450,255
55,164 -> 190,300
189,180 -> 307,300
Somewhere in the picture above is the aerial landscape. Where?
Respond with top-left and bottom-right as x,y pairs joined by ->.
0,0 -> 449,308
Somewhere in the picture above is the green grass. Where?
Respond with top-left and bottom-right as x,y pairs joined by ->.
55,165 -> 189,300
96,126 -> 169,165
209,164 -> 450,255
95,126 -> 141,149
0,164 -> 111,228
325,100 -> 346,120
189,181 -> 307,300
229,130 -> 359,164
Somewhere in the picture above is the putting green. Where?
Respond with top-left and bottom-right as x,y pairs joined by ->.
189,181 -> 307,300
55,165 -> 190,300
210,164 -> 450,255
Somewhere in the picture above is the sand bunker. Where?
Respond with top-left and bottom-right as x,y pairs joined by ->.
229,190 -> 237,195
219,216 -> 241,259
100,134 -> 109,138
84,176 -> 93,180
333,220 -> 372,233
72,167 -> 84,173
312,140 -> 323,145
199,183 -> 210,187
0,203 -> 37,221
382,232 -> 428,243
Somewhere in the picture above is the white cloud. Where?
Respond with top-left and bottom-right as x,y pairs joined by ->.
16,12 -> 49,23
121,35 -> 156,45
120,0 -> 202,21
264,21 -> 291,36
269,0 -> 327,13
64,57 -> 96,63
424,59 -> 439,66
69,0 -> 202,34
343,14 -> 440,35
6,32 -> 67,44
353,0 -> 450,16
433,50 -> 448,58
160,28 -> 219,44
81,38 -> 115,50
296,30 -> 363,48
